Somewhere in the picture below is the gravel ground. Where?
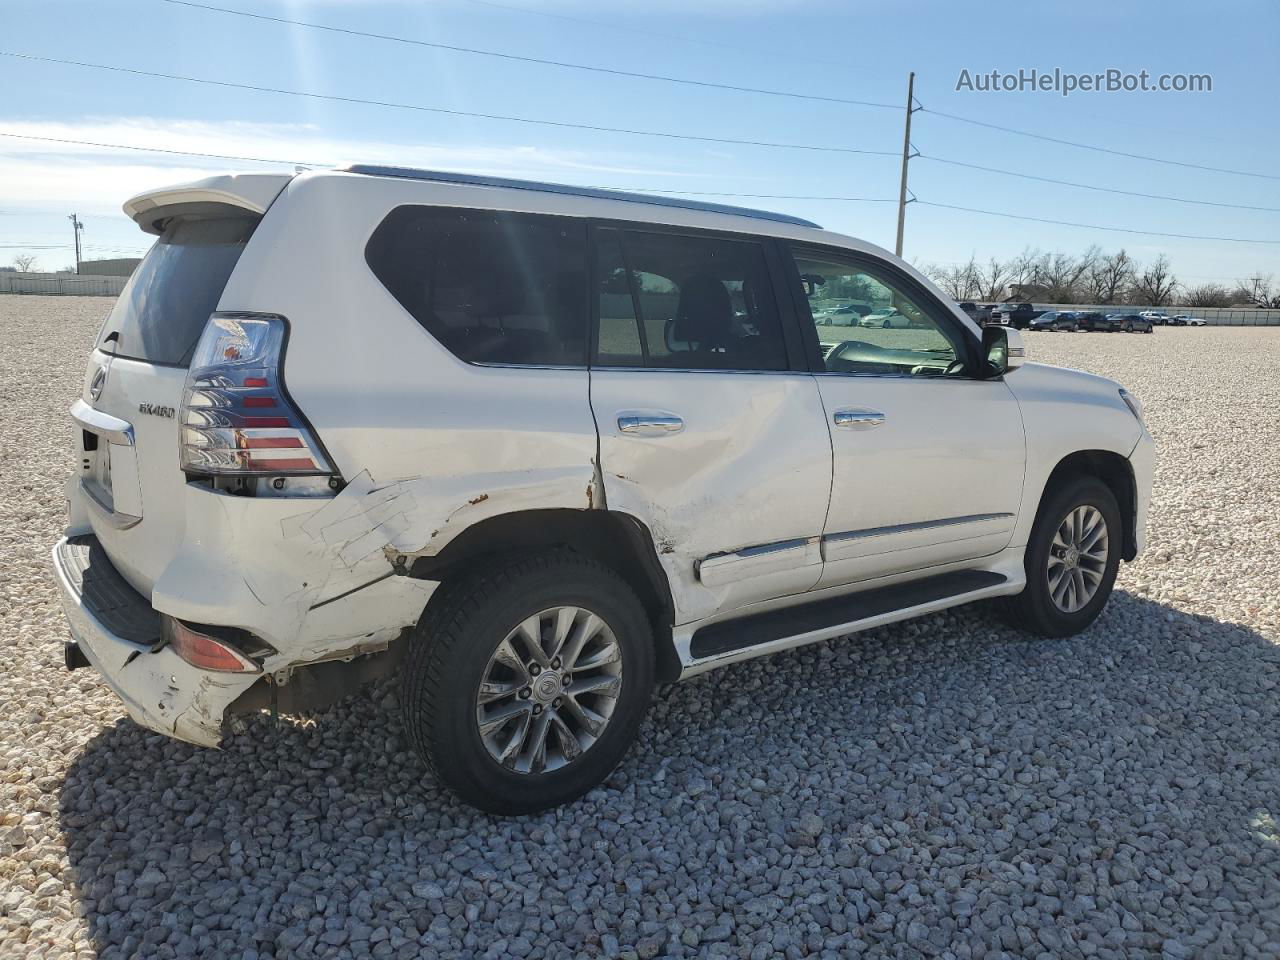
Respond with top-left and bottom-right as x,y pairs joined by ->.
2,296 -> 1279,960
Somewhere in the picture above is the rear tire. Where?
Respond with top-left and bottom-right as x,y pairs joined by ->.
1001,475 -> 1122,637
402,552 -> 655,815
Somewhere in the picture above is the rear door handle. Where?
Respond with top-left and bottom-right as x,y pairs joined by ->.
618,414 -> 684,436
833,408 -> 885,430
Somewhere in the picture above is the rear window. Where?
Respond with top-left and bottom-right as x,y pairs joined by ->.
365,206 -> 588,366
102,217 -> 256,365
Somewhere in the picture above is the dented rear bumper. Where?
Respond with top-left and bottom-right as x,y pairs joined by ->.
52,479 -> 437,745
51,536 -> 252,746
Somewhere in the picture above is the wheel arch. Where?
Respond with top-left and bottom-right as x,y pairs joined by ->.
408,508 -> 681,682
1039,450 -> 1138,561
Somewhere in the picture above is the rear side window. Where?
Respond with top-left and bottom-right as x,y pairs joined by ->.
366,207 -> 588,366
103,217 -> 256,365
593,228 -> 788,371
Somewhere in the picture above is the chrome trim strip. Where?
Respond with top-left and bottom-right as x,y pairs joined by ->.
79,478 -> 142,530
697,536 -> 820,586
70,399 -> 134,446
824,513 -> 1015,544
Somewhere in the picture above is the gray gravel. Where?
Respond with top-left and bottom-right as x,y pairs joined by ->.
3,296 -> 1279,959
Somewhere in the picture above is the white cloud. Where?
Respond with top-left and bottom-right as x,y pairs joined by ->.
0,115 -> 711,217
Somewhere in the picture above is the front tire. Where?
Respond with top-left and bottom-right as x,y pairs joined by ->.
402,552 -> 655,815
1001,476 -> 1122,637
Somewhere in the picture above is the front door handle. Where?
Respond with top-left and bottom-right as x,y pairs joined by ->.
618,414 -> 684,436
833,408 -> 885,430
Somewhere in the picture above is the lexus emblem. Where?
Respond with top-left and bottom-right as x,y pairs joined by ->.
89,366 -> 107,402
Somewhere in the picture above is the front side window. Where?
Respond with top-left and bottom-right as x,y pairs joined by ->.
795,251 -> 965,376
366,207 -> 588,366
593,228 -> 788,371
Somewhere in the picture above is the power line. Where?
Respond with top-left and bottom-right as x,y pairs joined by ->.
0,51 -> 900,159
0,129 -> 323,166
460,0 -> 853,70
919,154 -> 1280,213
0,129 -> 900,203
921,107 -> 1280,182
161,0 -> 897,110
917,200 -> 1280,244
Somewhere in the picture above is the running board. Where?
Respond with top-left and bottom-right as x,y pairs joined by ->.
688,569 -> 1008,662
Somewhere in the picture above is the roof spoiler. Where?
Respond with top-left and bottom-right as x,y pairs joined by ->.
123,172 -> 294,235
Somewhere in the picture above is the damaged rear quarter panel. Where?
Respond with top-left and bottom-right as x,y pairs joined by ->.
160,173 -> 600,679
221,173 -> 601,563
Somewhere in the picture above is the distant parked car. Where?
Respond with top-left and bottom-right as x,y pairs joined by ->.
1166,315 -> 1187,326
859,309 -> 912,329
1140,311 -> 1173,326
993,302 -> 1042,329
1030,311 -> 1079,332
1077,312 -> 1119,332
1174,315 -> 1207,326
1117,314 -> 1153,333
958,302 -> 995,324
825,304 -> 871,326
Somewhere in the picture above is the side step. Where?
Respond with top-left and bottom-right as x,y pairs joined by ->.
689,569 -> 1007,660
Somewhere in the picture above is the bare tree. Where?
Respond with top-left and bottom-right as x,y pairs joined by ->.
1007,247 -> 1042,289
1085,249 -> 1134,304
972,257 -> 1011,301
12,254 -> 38,273
1132,255 -> 1178,306
923,259 -> 978,300
1230,275 -> 1280,309
1029,248 -> 1097,303
1181,283 -> 1232,308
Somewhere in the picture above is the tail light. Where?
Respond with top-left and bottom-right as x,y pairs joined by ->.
161,616 -> 267,673
180,313 -> 333,477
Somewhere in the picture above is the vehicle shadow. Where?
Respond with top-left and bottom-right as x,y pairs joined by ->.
58,589 -> 1280,958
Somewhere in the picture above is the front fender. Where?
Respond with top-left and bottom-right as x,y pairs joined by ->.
1004,363 -> 1144,548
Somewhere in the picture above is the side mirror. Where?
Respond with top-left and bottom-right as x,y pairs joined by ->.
981,325 -> 1025,376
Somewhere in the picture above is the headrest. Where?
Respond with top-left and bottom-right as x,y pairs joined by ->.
672,275 -> 732,346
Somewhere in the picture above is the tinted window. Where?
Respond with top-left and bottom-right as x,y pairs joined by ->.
593,228 -> 787,371
366,207 -> 588,366
103,217 -> 256,364
795,251 -> 965,376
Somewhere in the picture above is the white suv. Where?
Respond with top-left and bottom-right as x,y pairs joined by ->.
53,167 -> 1153,813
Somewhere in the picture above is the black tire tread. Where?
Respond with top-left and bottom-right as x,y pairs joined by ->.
401,549 -> 649,808
999,474 -> 1121,637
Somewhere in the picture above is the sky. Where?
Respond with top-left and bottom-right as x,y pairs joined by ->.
2,0 -> 1278,291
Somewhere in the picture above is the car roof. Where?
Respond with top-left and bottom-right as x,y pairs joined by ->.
342,165 -> 821,229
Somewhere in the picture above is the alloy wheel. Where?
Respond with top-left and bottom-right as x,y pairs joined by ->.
475,606 -> 623,775
1046,505 -> 1110,613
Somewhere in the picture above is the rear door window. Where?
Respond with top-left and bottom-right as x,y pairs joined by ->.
592,227 -> 788,371
103,217 -> 257,365
365,207 -> 589,366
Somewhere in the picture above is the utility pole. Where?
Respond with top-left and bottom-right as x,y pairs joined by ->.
894,71 -> 917,258
68,213 -> 84,273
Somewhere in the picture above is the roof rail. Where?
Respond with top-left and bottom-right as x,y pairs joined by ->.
340,165 -> 821,229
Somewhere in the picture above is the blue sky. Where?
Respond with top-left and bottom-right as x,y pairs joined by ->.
2,0 -> 1278,291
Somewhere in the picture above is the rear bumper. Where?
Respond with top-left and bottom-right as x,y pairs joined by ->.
51,535 -> 257,747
